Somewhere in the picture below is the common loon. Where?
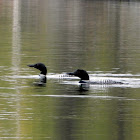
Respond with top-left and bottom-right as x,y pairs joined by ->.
27,63 -> 47,84
67,69 -> 123,84
27,63 -> 122,85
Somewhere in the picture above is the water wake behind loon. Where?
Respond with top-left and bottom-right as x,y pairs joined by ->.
4,73 -> 140,88
48,73 -> 140,85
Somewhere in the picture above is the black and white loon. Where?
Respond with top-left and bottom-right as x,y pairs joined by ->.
27,63 -> 47,83
27,63 -> 123,84
68,69 -> 123,84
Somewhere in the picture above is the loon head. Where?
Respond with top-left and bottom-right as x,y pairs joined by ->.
68,69 -> 89,81
27,63 -> 47,75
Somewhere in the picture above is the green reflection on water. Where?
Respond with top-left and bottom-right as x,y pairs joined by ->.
0,0 -> 140,140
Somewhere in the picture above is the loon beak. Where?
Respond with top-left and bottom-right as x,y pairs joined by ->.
27,64 -> 35,67
67,72 -> 75,76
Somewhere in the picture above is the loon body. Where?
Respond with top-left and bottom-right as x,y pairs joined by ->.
28,63 -> 47,84
68,69 -> 123,84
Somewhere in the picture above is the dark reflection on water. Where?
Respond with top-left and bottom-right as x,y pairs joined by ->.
0,0 -> 140,139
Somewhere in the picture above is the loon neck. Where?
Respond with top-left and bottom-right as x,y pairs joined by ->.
40,70 -> 47,75
39,74 -> 46,83
80,75 -> 89,81
39,74 -> 46,77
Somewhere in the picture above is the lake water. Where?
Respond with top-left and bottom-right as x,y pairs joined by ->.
0,0 -> 140,139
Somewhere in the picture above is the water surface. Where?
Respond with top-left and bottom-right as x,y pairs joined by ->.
0,0 -> 140,139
